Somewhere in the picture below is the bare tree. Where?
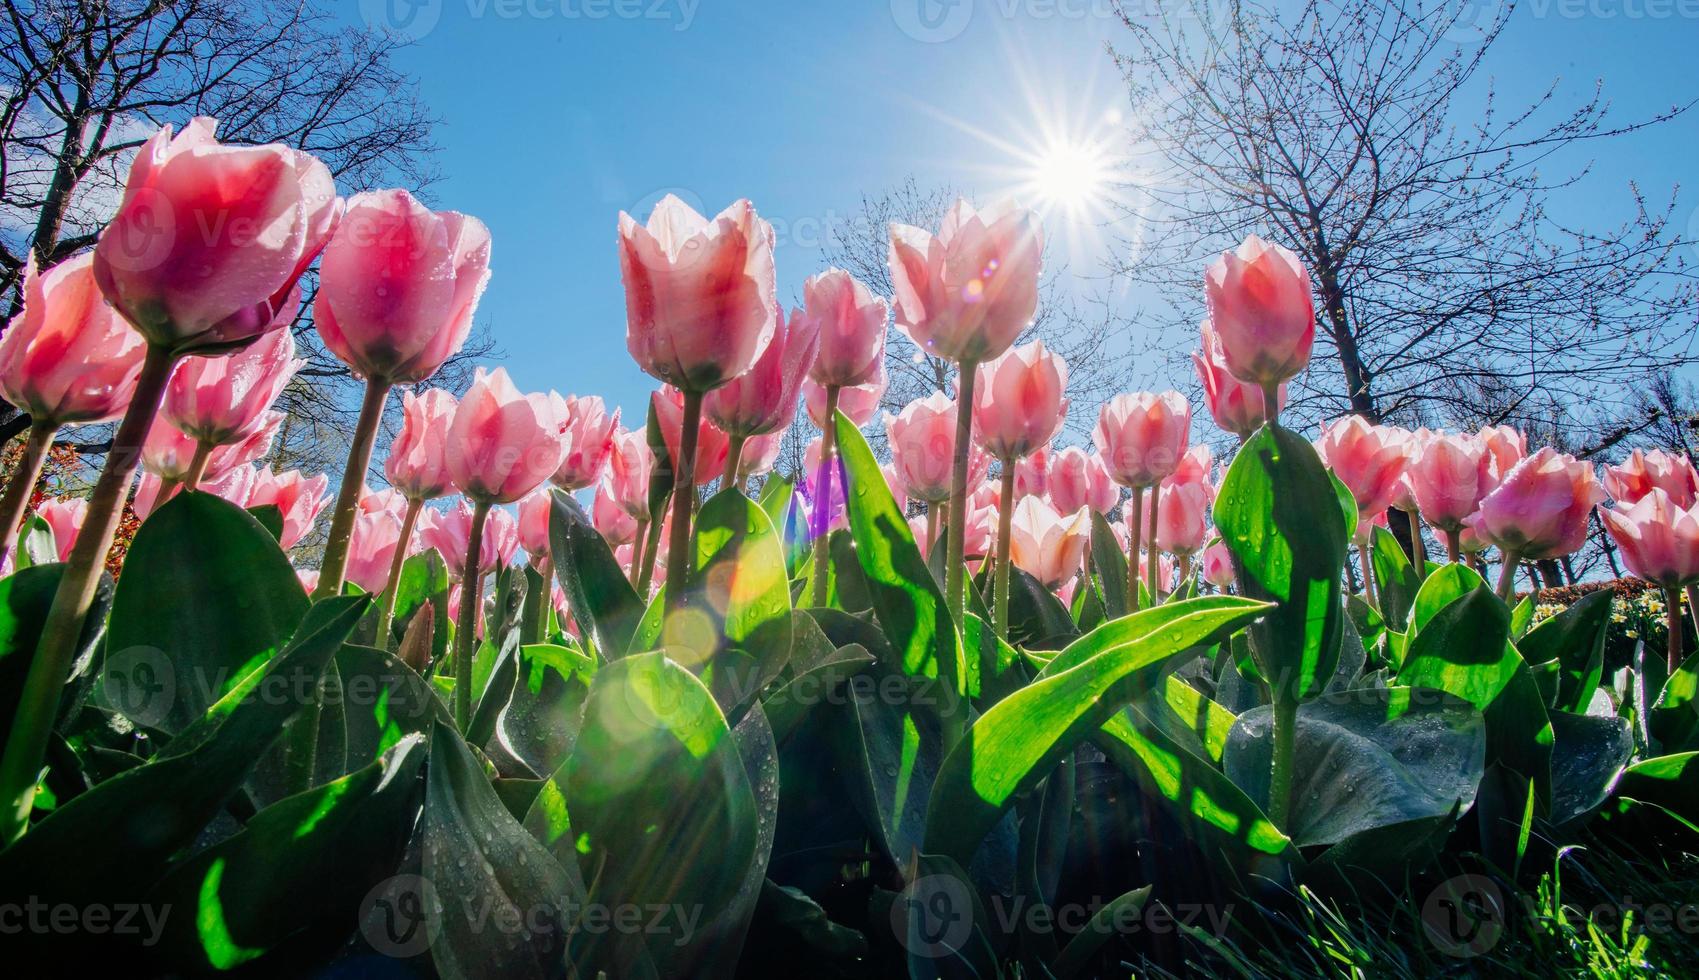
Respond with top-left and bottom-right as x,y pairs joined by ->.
0,0 -> 490,479
1109,0 -> 1696,448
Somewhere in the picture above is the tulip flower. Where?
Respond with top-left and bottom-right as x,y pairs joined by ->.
32,497 -> 88,563
160,309 -> 302,487
139,410 -> 278,494
2,119 -> 343,837
360,487 -> 410,521
1315,418 -> 1411,521
1476,425 -> 1527,483
1093,390 -> 1190,612
312,191 -> 492,603
961,483 -> 1000,564
804,268 -> 889,388
653,386 -> 731,489
133,461 -> 261,520
1599,488 -> 1699,669
1155,479 -> 1212,558
370,388 -> 458,644
887,393 -> 988,505
1202,234 -> 1315,398
1047,448 -> 1118,516
605,427 -> 655,522
1014,446 -> 1049,499
706,304 -> 820,485
0,254 -> 146,567
1407,432 -> 1496,560
592,481 -> 639,547
1201,540 -> 1235,589
442,366 -> 569,726
1604,449 -> 1699,509
803,366 -> 888,429
1193,320 -> 1284,437
1469,447 -> 1604,599
802,437 -> 850,536
248,467 -> 330,550
1007,497 -> 1090,591
419,500 -> 519,581
517,490 -> 553,563
551,396 -> 621,491
736,430 -> 786,485
889,198 -> 1044,645
345,508 -> 408,595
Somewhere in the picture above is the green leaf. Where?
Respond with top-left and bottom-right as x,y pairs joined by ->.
549,488 -> 644,660
1146,674 -> 1236,765
762,643 -> 874,744
1611,751 -> 1699,825
493,642 -> 594,778
1519,589 -> 1611,714
1409,563 -> 1487,633
835,412 -> 967,701
0,563 -> 111,741
1548,709 -> 1633,825
836,665 -> 946,866
996,563 -> 1080,650
1223,687 -> 1485,848
103,491 -> 308,731
333,643 -> 453,772
0,596 -> 368,911
1050,886 -> 1151,979
1089,510 -> 1129,621
1652,645 -> 1699,753
16,513 -> 55,569
1213,425 -> 1348,702
923,596 -> 1271,867
143,734 -> 426,971
387,550 -> 451,663
421,720 -> 582,979
246,503 -> 284,542
1370,525 -> 1420,632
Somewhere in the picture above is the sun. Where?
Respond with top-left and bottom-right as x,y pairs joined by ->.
1027,137 -> 1113,213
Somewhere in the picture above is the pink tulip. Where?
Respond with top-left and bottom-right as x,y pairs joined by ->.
888,198 -> 1044,365
1155,480 -> 1212,556
1604,449 -> 1699,509
738,429 -> 786,482
886,393 -> 989,504
1164,445 -> 1215,490
419,500 -> 519,580
139,410 -> 277,484
161,309 -> 302,447
1407,432 -> 1496,533
0,254 -> 146,426
1007,497 -> 1090,590
1477,425 -> 1527,483
1469,447 -> 1604,560
552,395 -> 621,491
804,364 -> 888,429
803,268 -> 889,388
1014,446 -> 1049,499
32,498 -> 87,562
1192,320 -> 1283,436
446,367 -> 571,504
1202,541 -> 1235,588
1092,391 -> 1191,488
801,437 -> 849,535
314,189 -> 490,384
346,508 -> 406,594
248,467 -> 330,549
386,388 -> 457,501
971,340 -> 1069,461
1598,488 -> 1699,588
360,486 -> 410,521
592,481 -> 639,546
1048,447 -> 1118,515
706,304 -> 820,438
881,462 -> 911,515
1202,234 -> 1315,389
1314,417 -> 1410,520
652,386 -> 731,487
962,481 -> 1000,559
620,195 -> 777,392
92,118 -> 339,355
297,569 -> 320,594
604,427 -> 654,520
133,462 -> 260,519
517,490 -> 553,560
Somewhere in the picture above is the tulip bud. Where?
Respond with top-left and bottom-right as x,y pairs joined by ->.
737,429 -> 786,482
162,307 -> 302,447
1469,447 -> 1603,560
1406,432 -> 1495,533
888,199 -> 1043,365
971,340 -> 1069,461
804,364 -> 888,429
386,389 -> 457,501
346,508 -> 407,594
652,386 -> 731,487
1201,540 -> 1235,588
315,189 -> 491,384
1202,234 -> 1315,388
1604,449 -> 1699,509
517,490 -> 553,561
1155,479 -> 1212,556
1047,447 -> 1118,515
886,393 -> 990,503
1314,417 -> 1411,520
1013,446 -> 1049,499
1192,319 -> 1282,436
620,195 -> 778,392
446,367 -> 572,504
706,304 -> 820,438
1007,496 -> 1090,590
420,499 -> 519,580
592,480 -> 639,546
32,497 -> 88,562
248,467 -> 330,550
552,395 -> 621,491
604,427 -> 655,520
803,268 -> 889,388
0,254 -> 146,427
93,118 -> 340,355
1092,391 -> 1191,489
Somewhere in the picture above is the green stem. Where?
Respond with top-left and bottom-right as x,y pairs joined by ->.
1260,380 -> 1280,428
723,431 -> 746,490
1146,484 -> 1161,603
944,363 -> 977,627
182,441 -> 212,491
1268,693 -> 1298,829
993,460 -> 1015,638
665,389 -> 703,612
373,497 -> 424,648
0,422 -> 57,569
1409,512 -> 1426,576
522,559 -> 548,646
1126,488 -> 1143,613
628,517 -> 649,587
1358,544 -> 1377,609
1495,550 -> 1521,603
637,513 -> 663,596
1667,586 -> 1684,674
1686,585 -> 1699,646
1445,527 -> 1462,564
314,379 -> 392,599
453,500 -> 492,730
0,344 -> 176,843
810,385 -> 840,609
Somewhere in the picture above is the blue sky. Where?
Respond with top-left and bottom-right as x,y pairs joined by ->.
347,0 -> 1697,423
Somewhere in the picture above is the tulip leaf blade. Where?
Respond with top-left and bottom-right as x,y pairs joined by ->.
548,488 -> 644,660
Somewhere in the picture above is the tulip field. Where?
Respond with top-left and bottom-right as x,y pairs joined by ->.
3,117 -> 1699,978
